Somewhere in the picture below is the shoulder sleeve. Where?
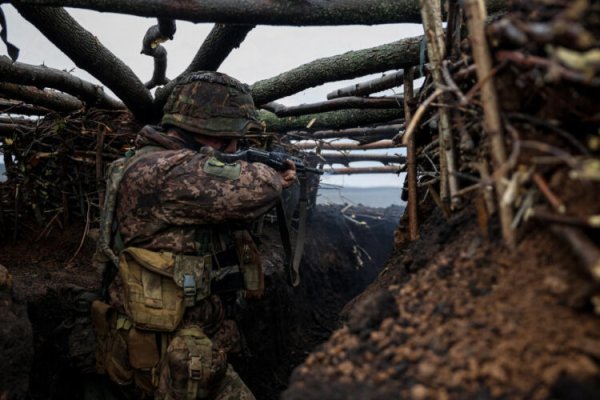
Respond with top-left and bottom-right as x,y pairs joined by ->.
159,153 -> 283,224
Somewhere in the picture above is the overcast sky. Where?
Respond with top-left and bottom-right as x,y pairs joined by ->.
1,5 -> 424,188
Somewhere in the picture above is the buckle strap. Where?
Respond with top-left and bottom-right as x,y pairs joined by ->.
183,274 -> 196,307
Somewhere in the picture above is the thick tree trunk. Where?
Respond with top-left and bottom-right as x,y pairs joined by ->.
5,0 -> 507,25
0,82 -> 83,111
13,5 -> 153,121
260,109 -> 401,132
251,36 -> 422,106
0,55 -> 124,109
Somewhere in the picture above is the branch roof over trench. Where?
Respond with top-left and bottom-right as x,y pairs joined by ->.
0,55 -> 124,109
6,0 -> 507,25
13,5 -> 153,121
251,35 -> 422,106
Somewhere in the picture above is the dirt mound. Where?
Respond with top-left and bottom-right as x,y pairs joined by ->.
0,264 -> 33,400
283,207 -> 600,399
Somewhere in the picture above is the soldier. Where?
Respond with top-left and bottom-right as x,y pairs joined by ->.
93,71 -> 296,400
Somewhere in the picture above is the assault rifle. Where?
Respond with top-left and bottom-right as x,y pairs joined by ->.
215,146 -> 321,287
214,147 -> 323,175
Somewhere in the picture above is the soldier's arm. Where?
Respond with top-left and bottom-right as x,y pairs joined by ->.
160,153 -> 283,224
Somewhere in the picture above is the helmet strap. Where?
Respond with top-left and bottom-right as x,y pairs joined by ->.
168,126 -> 202,152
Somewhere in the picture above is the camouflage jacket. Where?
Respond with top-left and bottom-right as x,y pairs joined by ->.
116,125 -> 282,254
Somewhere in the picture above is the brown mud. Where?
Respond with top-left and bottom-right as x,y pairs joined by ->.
283,204 -> 600,400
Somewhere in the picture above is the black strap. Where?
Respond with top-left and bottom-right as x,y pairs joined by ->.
0,6 -> 20,61
276,178 -> 310,287
275,198 -> 294,285
290,176 -> 309,287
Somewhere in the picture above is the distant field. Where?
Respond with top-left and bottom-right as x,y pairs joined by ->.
317,186 -> 404,208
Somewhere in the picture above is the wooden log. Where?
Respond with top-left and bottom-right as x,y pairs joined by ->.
294,139 -> 403,150
496,51 -> 600,87
0,55 -> 124,109
551,225 -> 600,282
420,0 -> 459,204
260,109 -> 401,132
154,24 -> 255,111
13,5 -> 154,121
141,18 -> 177,89
143,45 -> 169,89
465,0 -> 515,247
0,99 -> 52,116
4,0 -> 496,25
531,208 -> 600,229
318,152 -> 406,166
326,69 -> 423,100
0,82 -> 83,112
404,67 -> 419,241
185,24 -> 255,73
286,124 -> 404,140
263,96 -> 401,117
322,165 -> 402,175
0,122 -> 34,136
251,35 -> 423,106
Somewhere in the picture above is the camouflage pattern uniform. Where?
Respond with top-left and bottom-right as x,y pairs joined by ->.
116,125 -> 282,254
103,72 -> 280,400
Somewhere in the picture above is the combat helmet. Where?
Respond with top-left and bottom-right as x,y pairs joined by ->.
162,71 -> 263,138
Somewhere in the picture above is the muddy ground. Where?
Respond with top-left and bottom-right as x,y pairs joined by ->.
0,203 -> 399,400
283,203 -> 600,400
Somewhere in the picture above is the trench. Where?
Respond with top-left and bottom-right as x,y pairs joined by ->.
1,203 -> 401,400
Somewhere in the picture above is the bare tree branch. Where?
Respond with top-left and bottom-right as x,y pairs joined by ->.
260,109 -> 401,133
251,36 -> 423,106
157,17 -> 176,38
0,122 -> 34,136
0,99 -> 52,115
286,124 -> 404,140
5,0 -> 508,25
141,18 -> 176,89
322,165 -> 403,175
185,24 -> 255,74
154,24 -> 255,111
295,139 -> 403,150
143,45 -> 169,89
318,152 -> 406,166
263,96 -> 402,117
327,70 -> 422,100
13,4 -> 154,121
0,55 -> 124,109
0,82 -> 83,111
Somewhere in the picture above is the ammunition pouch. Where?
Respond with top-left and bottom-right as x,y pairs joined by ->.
118,247 -> 211,332
233,231 -> 264,299
91,302 -> 159,394
156,326 -> 227,400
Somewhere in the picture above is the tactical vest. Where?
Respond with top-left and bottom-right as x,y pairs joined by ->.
96,146 -> 264,329
93,146 -> 261,397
